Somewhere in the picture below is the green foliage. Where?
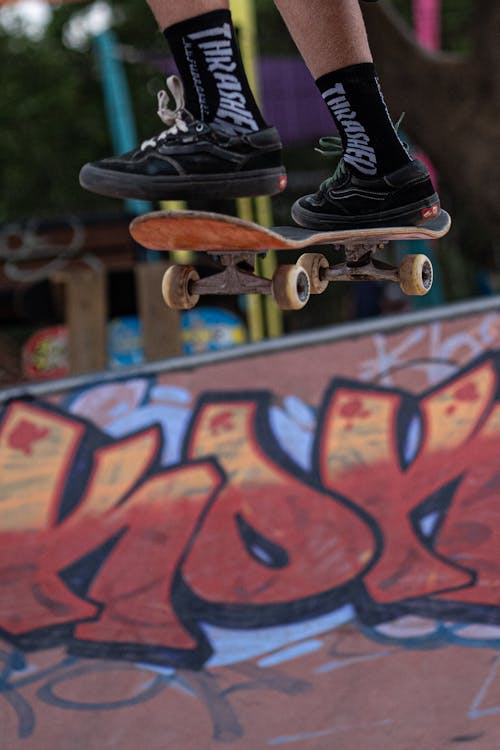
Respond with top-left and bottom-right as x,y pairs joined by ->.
254,0 -> 296,56
1,7 -> 109,220
0,0 -> 164,222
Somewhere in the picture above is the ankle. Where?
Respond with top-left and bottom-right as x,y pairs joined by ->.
164,9 -> 268,134
317,62 -> 411,178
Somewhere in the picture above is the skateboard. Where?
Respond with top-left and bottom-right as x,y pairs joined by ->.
129,209 -> 451,311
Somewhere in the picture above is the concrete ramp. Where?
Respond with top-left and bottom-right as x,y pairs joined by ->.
2,298 -> 500,749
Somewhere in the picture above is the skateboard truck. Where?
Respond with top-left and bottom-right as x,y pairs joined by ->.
163,252 -> 311,310
297,242 -> 433,297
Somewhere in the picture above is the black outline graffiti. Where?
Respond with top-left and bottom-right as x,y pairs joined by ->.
1,353 -> 500,676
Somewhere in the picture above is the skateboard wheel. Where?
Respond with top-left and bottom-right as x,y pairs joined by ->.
162,265 -> 200,309
271,264 -> 310,310
296,253 -> 329,294
399,254 -> 433,296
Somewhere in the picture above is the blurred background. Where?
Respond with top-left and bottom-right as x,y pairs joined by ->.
0,0 -> 495,385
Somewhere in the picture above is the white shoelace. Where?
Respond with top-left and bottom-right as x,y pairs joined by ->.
140,75 -> 191,151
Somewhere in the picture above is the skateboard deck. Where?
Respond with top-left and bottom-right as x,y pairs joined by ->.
129,209 -> 451,311
130,208 -> 451,253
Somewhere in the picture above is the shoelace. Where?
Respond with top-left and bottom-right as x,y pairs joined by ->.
315,114 -> 407,190
315,135 -> 346,186
140,75 -> 194,151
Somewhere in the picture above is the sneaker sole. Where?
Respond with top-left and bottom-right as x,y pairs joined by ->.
291,194 -> 441,230
79,165 -> 287,201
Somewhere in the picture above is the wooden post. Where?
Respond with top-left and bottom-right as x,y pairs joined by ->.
135,263 -> 183,361
60,267 -> 108,375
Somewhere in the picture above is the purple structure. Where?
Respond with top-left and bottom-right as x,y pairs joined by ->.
258,57 -> 335,144
155,55 -> 335,145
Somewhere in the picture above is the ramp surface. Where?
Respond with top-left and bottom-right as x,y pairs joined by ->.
1,297 -> 500,749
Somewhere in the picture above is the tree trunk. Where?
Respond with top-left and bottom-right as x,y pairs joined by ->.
362,1 -> 500,235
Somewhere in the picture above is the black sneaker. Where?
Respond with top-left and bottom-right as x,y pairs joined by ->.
79,76 -> 287,201
292,141 -> 440,230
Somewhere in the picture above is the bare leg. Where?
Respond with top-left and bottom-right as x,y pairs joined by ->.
273,0 -> 372,78
147,0 -> 228,31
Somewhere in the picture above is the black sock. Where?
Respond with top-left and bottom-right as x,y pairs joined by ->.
164,9 -> 267,134
316,63 -> 411,178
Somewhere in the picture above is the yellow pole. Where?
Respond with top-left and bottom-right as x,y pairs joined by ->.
236,196 -> 265,341
230,0 -> 259,93
255,196 -> 282,338
159,199 -> 194,264
231,0 -> 284,340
